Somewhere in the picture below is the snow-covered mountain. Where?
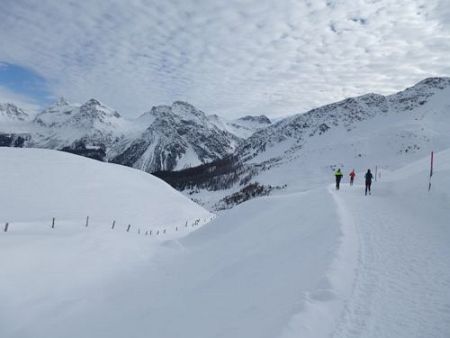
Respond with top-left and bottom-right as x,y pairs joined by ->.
176,77 -> 450,209
240,77 -> 450,162
0,99 -> 263,170
1,76 -> 449,182
208,113 -> 271,139
112,101 -> 240,172
33,97 -> 123,129
0,103 -> 30,122
31,97 -> 137,160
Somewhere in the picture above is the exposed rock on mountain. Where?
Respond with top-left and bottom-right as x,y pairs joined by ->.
113,101 -> 239,172
0,103 -> 30,122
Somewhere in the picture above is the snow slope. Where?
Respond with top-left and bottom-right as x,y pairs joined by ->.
0,145 -> 449,337
0,177 -> 342,338
0,148 -> 211,226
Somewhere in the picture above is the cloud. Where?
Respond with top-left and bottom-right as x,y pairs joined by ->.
0,0 -> 449,118
0,85 -> 43,114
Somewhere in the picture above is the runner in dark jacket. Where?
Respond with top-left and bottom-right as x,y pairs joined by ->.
365,169 -> 373,195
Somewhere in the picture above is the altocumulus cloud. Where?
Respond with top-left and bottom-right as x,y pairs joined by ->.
0,0 -> 449,118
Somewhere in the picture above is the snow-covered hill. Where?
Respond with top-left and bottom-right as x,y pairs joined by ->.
0,148 -> 212,226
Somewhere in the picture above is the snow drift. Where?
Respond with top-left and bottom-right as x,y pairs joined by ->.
0,147 -> 211,226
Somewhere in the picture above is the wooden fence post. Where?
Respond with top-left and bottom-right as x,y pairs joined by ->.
85,216 -> 89,227
112,220 -> 116,229
51,217 -> 55,229
126,224 -> 131,232
4,222 -> 9,232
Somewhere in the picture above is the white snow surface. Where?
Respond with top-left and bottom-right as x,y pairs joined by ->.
1,149 -> 450,337
0,148 -> 212,225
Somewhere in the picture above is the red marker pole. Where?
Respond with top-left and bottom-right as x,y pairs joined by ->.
428,151 -> 434,191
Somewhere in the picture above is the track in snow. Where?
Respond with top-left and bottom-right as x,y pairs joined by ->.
329,182 -> 450,338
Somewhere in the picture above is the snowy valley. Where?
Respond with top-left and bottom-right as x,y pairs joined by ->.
1,77 -> 450,338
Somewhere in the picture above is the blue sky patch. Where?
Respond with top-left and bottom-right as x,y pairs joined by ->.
0,62 -> 53,106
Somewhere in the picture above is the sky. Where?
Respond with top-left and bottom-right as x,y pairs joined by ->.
0,0 -> 449,118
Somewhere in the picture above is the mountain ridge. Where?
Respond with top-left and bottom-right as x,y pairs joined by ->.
0,98 -> 269,171
0,77 -> 449,180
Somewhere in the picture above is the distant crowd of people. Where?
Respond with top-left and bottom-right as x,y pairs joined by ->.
334,168 -> 374,195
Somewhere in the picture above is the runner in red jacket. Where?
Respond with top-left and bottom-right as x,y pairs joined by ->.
349,169 -> 356,186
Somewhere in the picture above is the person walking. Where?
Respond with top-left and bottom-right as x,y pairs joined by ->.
349,169 -> 356,186
335,168 -> 343,190
365,169 -> 373,195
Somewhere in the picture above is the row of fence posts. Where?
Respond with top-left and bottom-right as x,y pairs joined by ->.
3,216 -> 206,234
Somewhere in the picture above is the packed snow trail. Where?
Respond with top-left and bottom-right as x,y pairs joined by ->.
329,173 -> 450,337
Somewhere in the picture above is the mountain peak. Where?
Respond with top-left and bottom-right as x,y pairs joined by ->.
83,98 -> 102,107
0,102 -> 30,122
172,101 -> 195,109
171,101 -> 205,119
146,101 -> 206,122
54,97 -> 69,106
150,105 -> 172,114
80,99 -> 121,118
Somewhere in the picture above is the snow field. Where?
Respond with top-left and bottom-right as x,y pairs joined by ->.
0,148 -> 214,337
1,147 -> 449,338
